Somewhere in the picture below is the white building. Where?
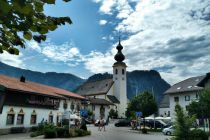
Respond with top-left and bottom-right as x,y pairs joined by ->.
76,40 -> 128,119
0,75 -> 85,134
160,73 -> 210,120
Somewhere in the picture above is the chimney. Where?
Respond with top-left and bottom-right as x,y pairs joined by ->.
20,76 -> 26,83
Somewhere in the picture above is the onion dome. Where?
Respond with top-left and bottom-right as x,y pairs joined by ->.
114,40 -> 125,62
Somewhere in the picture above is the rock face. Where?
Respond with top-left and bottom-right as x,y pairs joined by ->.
0,62 -> 170,104
0,62 -> 85,91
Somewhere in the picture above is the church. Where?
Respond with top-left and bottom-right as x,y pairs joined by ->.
76,40 -> 128,120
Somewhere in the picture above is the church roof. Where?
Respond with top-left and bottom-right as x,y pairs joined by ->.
76,79 -> 114,96
89,98 -> 114,105
107,95 -> 120,104
114,39 -> 125,63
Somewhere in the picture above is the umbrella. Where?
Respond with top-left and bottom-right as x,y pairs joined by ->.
163,117 -> 171,120
145,116 -> 154,120
155,116 -> 164,120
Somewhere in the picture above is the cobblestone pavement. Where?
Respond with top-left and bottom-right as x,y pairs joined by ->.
0,124 -> 171,140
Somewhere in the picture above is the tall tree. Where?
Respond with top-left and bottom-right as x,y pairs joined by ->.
126,91 -> 158,129
187,88 -> 210,118
0,0 -> 72,55
173,104 -> 195,140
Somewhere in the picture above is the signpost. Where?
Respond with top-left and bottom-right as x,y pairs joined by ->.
135,112 -> 142,130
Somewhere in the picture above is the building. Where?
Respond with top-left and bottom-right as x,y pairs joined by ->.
162,73 -> 210,120
0,75 -> 85,134
76,40 -> 128,119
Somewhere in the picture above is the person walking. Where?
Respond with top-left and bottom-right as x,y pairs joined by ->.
100,117 -> 106,131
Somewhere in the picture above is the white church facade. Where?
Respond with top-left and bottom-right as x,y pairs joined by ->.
76,40 -> 128,119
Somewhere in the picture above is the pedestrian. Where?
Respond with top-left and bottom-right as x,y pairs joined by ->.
98,119 -> 101,131
100,117 -> 106,132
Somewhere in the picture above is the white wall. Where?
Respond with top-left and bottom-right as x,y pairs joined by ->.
159,107 -> 170,117
0,98 -> 82,129
169,91 -> 199,120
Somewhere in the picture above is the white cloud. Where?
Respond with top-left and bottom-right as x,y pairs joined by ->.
99,20 -> 108,25
89,0 -> 210,84
0,51 -> 25,68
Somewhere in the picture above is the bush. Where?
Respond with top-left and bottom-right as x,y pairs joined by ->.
141,128 -> 147,134
56,127 -> 66,138
44,128 -> 57,138
10,127 -> 25,133
189,129 -> 208,140
69,128 -> 78,137
31,126 -> 38,132
30,131 -> 43,137
109,109 -> 118,119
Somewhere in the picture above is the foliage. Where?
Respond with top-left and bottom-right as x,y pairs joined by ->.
187,88 -> 210,118
126,91 -> 158,118
44,128 -> 57,138
172,104 -> 196,140
87,110 -> 93,117
109,109 -> 118,119
56,127 -> 69,138
43,124 -> 57,138
30,126 -> 38,132
189,129 -> 208,140
0,0 -> 72,55
141,128 -> 147,134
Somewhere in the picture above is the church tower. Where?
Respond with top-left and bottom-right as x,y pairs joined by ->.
113,39 -> 127,118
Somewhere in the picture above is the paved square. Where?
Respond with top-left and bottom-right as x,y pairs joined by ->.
0,124 -> 171,140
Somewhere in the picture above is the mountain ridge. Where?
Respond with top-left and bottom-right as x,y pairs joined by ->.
0,62 -> 170,104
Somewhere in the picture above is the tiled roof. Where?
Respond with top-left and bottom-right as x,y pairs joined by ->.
76,79 -> 114,96
0,75 -> 85,99
165,75 -> 205,94
107,95 -> 120,104
89,98 -> 114,105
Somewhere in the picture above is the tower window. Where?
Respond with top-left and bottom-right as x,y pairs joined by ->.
122,69 -> 125,75
115,69 -> 118,74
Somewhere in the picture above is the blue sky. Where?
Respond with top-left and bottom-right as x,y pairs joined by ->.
0,0 -> 210,84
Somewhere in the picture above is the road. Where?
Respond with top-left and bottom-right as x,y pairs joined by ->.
0,124 -> 171,140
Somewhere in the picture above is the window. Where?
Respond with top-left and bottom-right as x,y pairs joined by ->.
17,114 -> 24,125
49,115 -> 53,123
115,69 -> 118,74
31,115 -> 37,124
122,69 -> 125,75
6,114 -> 15,125
71,102 -> 75,111
168,111 -> 170,117
185,95 -> 190,101
92,105 -> 95,111
174,96 -> 179,102
196,93 -> 199,99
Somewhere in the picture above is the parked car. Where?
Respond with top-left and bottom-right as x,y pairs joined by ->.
115,119 -> 131,127
162,125 -> 174,135
145,120 -> 167,128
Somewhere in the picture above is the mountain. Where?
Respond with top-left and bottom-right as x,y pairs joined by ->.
86,70 -> 171,104
0,62 -> 170,104
0,62 -> 85,91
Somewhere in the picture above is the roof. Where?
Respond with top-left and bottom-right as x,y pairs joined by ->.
165,75 -> 205,94
76,79 -> 114,96
0,75 -> 85,100
159,95 -> 169,108
107,95 -> 120,104
198,73 -> 210,87
89,98 -> 114,105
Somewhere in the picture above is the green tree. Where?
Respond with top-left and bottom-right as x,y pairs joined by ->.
173,104 -> 195,140
109,109 -> 118,119
126,91 -> 158,128
0,0 -> 72,55
187,88 -> 210,118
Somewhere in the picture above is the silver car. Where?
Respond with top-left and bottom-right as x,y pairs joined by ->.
162,126 -> 174,135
